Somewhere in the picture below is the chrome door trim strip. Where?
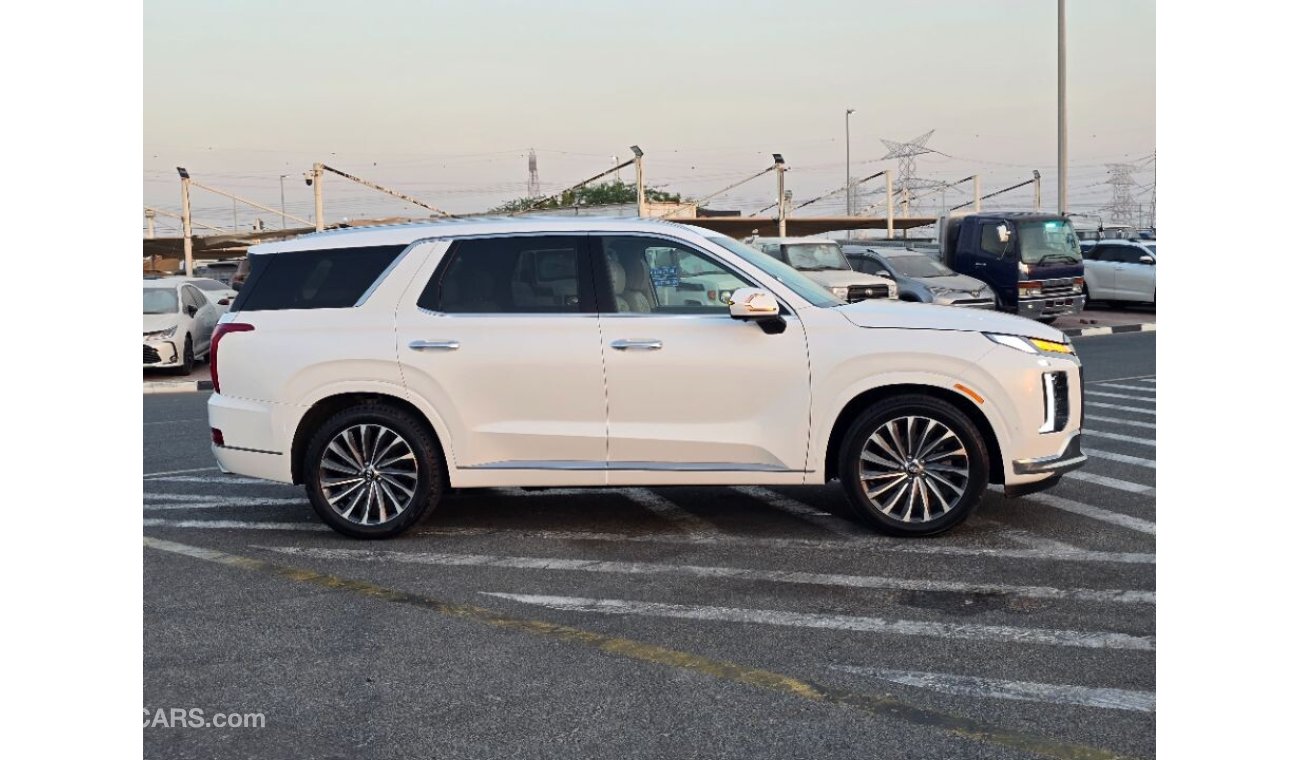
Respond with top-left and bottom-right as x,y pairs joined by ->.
461,460 -> 807,473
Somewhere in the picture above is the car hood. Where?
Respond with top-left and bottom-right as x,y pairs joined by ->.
143,313 -> 180,333
835,300 -> 1066,342
916,274 -> 989,292
803,269 -> 893,287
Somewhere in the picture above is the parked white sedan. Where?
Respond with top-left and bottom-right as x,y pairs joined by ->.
187,277 -> 239,312
144,278 -> 220,373
1082,240 -> 1155,305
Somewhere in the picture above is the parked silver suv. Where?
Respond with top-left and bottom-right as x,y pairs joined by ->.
745,236 -> 897,302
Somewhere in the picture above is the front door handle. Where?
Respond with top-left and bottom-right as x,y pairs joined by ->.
974,261 -> 988,267
610,339 -> 663,351
409,340 -> 460,351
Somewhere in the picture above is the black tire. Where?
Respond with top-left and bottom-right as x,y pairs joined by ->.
171,335 -> 194,375
303,402 -> 444,539
837,394 -> 990,537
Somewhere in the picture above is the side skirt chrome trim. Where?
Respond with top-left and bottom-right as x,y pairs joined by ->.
462,460 -> 807,473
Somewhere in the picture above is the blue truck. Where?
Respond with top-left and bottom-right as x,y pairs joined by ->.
937,212 -> 1086,323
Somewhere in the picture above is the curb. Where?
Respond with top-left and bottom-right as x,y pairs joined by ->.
144,379 -> 213,395
1063,322 -> 1156,339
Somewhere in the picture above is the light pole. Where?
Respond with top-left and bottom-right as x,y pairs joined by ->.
279,174 -> 289,229
1057,0 -> 1068,215
774,154 -> 787,237
630,145 -> 646,218
845,108 -> 855,217
177,166 -> 194,277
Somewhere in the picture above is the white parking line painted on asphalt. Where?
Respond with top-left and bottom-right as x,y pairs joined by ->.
1085,430 -> 1155,447
731,486 -> 862,538
1087,401 -> 1157,416
829,666 -> 1155,713
147,475 -> 277,485
142,466 -> 220,479
1027,494 -> 1156,535
143,518 -> 329,531
968,518 -> 1083,554
1086,415 -> 1156,430
1083,448 -> 1156,469
1087,391 -> 1158,403
143,497 -> 306,511
1096,383 -> 1158,394
1084,374 -> 1154,386
622,488 -> 721,535
267,546 -> 1153,604
1065,471 -> 1155,494
420,527 -> 1155,564
484,594 -> 1156,651
1136,377 -> 1156,383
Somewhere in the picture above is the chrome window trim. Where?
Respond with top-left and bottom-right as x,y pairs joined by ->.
353,242 -> 418,307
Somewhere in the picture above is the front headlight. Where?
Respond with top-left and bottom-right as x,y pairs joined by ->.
1071,277 -> 1085,294
144,326 -> 176,340
1018,281 -> 1043,298
830,286 -> 849,300
984,332 -> 1074,356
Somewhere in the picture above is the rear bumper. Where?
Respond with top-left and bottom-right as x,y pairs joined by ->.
207,393 -> 294,483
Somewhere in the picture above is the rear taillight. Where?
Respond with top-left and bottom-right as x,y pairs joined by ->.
210,322 -> 254,394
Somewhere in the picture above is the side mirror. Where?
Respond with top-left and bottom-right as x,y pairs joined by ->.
231,280 -> 242,291
185,305 -> 198,317
728,288 -> 779,319
875,269 -> 894,279
1139,255 -> 1154,265
728,287 -> 785,334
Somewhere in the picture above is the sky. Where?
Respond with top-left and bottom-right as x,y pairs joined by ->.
143,0 -> 1155,233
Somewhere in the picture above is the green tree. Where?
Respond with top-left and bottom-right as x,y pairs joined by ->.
490,180 -> 680,213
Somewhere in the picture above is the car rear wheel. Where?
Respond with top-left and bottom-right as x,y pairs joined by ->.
838,395 -> 989,536
304,403 -> 443,539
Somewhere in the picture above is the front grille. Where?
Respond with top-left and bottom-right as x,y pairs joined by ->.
1039,371 -> 1070,433
143,345 -> 160,364
1041,277 -> 1076,297
847,284 -> 890,302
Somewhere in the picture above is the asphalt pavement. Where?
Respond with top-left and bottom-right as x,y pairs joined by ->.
143,331 -> 1155,759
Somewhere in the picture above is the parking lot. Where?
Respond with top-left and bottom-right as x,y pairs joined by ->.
144,330 -> 1154,759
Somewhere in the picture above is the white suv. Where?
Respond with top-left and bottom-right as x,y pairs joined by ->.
209,218 -> 1086,539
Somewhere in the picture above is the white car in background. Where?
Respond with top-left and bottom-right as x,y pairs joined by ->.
187,277 -> 239,312
144,278 -> 220,373
1082,240 -> 1156,305
207,218 -> 1085,540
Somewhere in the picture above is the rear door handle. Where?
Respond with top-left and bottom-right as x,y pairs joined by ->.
409,340 -> 460,351
974,261 -> 987,267
610,339 -> 663,351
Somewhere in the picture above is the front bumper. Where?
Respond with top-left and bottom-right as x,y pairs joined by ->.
1012,432 -> 1087,475
143,340 -> 180,367
1017,295 -> 1084,318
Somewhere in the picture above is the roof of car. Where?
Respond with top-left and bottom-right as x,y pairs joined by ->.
248,217 -> 718,255
747,236 -> 837,245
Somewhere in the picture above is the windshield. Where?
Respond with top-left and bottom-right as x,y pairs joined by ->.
785,243 -> 850,271
706,237 -> 842,308
144,288 -> 178,314
889,255 -> 954,278
1018,220 -> 1082,264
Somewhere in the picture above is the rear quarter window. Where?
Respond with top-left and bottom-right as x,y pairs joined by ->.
231,245 -> 406,311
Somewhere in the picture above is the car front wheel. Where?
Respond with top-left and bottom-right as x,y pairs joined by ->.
304,403 -> 443,539
838,395 -> 989,536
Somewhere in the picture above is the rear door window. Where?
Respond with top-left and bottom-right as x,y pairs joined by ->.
417,236 -> 592,314
231,245 -> 406,311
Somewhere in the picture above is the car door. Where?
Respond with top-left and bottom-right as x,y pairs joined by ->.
1112,247 -> 1156,301
594,234 -> 812,481
181,284 -> 217,353
394,235 -> 608,484
1086,245 -> 1119,298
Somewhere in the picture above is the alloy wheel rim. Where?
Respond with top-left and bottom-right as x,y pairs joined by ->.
318,424 -> 419,526
858,415 -> 969,524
